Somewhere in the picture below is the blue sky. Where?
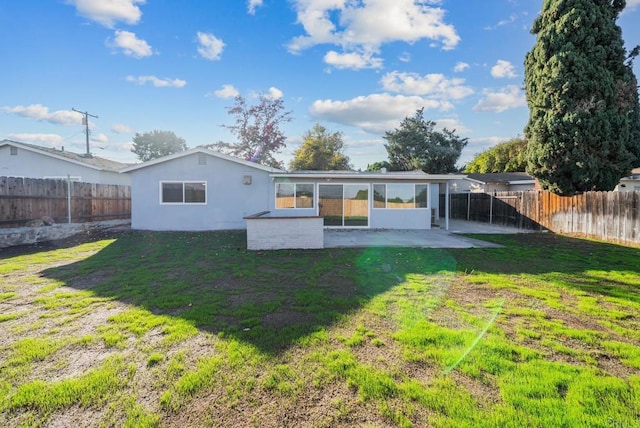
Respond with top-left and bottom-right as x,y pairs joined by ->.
1,0 -> 639,170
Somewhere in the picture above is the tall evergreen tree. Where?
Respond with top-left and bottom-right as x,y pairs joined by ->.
525,0 -> 640,194
384,108 -> 467,173
524,0 -> 640,194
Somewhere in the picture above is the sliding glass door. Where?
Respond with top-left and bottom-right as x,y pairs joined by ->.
318,184 -> 368,227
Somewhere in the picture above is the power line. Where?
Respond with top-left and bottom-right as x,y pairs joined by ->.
72,108 -> 98,157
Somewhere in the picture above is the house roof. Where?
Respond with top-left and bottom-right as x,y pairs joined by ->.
120,147 -> 284,173
1,139 -> 129,172
271,170 -> 465,181
465,172 -> 535,185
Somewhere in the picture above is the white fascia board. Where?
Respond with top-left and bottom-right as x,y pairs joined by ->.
271,173 -> 465,181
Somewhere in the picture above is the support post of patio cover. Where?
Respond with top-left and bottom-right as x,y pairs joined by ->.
445,182 -> 450,231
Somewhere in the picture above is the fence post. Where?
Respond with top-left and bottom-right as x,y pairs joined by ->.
67,174 -> 72,224
467,192 -> 470,221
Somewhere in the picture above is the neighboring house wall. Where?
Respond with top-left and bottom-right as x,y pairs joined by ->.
128,152 -> 271,231
448,179 -> 472,193
0,145 -> 129,185
616,168 -> 640,192
509,183 -> 536,192
484,183 -> 511,193
450,176 -> 535,194
616,179 -> 640,192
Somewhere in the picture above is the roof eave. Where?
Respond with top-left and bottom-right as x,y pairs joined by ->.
120,147 -> 284,173
1,140 -> 110,172
271,173 -> 465,180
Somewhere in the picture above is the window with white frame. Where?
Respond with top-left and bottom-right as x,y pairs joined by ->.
160,181 -> 206,204
275,183 -> 314,208
373,184 -> 428,209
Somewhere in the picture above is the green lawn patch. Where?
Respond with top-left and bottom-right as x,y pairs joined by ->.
0,231 -> 638,426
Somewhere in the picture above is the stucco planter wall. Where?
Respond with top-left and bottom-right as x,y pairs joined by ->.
245,213 -> 323,250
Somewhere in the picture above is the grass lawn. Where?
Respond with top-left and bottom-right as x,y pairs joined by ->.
0,230 -> 639,427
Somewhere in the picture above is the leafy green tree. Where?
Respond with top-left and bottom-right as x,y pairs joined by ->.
131,130 -> 187,162
366,161 -> 392,172
210,94 -> 293,169
465,138 -> 528,173
524,0 -> 640,194
384,108 -> 467,173
289,124 -> 351,170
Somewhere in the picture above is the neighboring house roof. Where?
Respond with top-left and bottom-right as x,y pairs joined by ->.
0,139 -> 129,172
625,167 -> 640,179
465,172 -> 535,185
121,147 -> 284,173
272,170 -> 465,181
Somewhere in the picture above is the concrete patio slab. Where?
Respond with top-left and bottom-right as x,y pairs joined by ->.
323,220 -> 537,249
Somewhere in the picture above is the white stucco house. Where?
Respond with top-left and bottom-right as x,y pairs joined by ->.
121,147 -> 464,233
449,172 -> 536,193
0,139 -> 131,185
615,167 -> 640,192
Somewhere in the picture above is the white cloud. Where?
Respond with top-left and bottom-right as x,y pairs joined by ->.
309,93 -> 449,134
213,84 -> 240,99
111,123 -> 132,134
398,52 -> 411,63
491,60 -> 517,78
380,71 -> 474,100
91,133 -> 109,144
2,104 -> 82,126
324,50 -> 383,69
484,14 -> 517,31
126,75 -> 187,88
7,133 -> 64,145
266,87 -> 284,99
107,30 -> 153,58
248,0 -> 263,14
453,61 -> 469,73
622,0 -> 639,11
288,0 -> 460,69
196,32 -> 225,61
67,0 -> 145,28
473,85 -> 526,113
434,118 -> 470,134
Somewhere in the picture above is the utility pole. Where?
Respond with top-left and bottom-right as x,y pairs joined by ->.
72,108 -> 98,157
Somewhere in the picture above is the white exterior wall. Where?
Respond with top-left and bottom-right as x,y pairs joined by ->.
246,217 -> 324,250
509,183 -> 536,192
129,153 -> 271,231
615,179 -> 640,192
0,145 -> 129,185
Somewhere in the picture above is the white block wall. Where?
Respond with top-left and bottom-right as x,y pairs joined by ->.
246,217 -> 324,250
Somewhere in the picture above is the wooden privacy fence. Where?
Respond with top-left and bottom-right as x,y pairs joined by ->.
0,176 -> 131,228
444,191 -> 640,245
